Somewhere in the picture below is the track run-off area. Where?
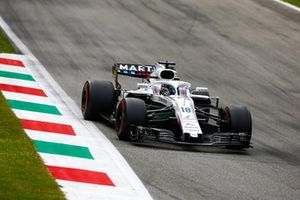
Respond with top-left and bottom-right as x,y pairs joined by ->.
0,53 -> 152,200
1,0 -> 300,199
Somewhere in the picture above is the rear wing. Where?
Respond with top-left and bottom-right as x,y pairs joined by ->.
112,63 -> 156,78
112,63 -> 156,89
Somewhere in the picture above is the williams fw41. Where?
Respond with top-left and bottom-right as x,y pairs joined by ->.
81,61 -> 252,149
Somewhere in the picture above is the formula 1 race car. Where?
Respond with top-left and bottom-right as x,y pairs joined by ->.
81,61 -> 252,149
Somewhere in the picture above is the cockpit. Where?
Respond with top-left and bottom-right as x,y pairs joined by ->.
160,84 -> 176,96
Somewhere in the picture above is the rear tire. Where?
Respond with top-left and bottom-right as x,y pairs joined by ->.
116,98 -> 146,140
81,80 -> 115,120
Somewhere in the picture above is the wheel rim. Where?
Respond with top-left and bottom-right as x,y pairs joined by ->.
81,82 -> 89,114
220,107 -> 230,131
116,99 -> 126,137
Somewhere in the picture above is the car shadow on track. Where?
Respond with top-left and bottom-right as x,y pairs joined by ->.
94,120 -> 251,155
132,141 -> 251,155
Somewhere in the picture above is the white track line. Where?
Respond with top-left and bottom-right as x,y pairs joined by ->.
2,91 -> 54,105
0,77 -> 41,88
0,64 -> 30,74
272,0 -> 300,12
0,16 -> 152,200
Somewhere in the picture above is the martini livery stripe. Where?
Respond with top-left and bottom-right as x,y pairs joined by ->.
0,57 -> 25,67
0,83 -> 46,96
21,119 -> 76,135
47,166 -> 115,186
34,140 -> 94,159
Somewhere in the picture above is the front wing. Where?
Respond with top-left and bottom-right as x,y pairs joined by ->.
130,126 -> 252,148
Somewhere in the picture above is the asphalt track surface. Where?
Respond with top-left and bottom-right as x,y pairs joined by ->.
1,0 -> 300,199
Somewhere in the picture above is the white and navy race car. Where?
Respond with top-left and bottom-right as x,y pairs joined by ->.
81,61 -> 252,149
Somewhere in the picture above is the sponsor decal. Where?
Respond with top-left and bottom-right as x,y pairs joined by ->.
114,64 -> 156,78
112,63 -> 156,78
176,100 -> 202,134
180,105 -> 195,120
117,64 -> 156,73
183,121 -> 201,134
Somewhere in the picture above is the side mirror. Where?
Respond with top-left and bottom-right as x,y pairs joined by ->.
190,94 -> 210,100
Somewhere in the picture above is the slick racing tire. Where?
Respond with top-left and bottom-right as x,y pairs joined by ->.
116,98 -> 146,141
81,80 -> 115,120
221,105 -> 252,148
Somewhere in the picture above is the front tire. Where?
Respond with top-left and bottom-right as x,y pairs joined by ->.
116,98 -> 146,140
221,105 -> 252,148
222,106 -> 252,134
81,80 -> 115,120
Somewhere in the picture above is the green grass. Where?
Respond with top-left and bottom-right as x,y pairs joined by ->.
0,31 -> 65,199
283,0 -> 300,7
0,31 -> 16,53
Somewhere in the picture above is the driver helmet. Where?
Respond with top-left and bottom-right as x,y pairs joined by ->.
160,84 -> 176,96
